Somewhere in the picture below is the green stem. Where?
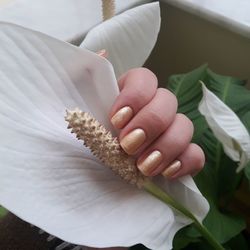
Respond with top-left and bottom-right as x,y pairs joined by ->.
142,180 -> 224,250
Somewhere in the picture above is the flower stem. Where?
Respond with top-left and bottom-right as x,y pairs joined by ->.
142,180 -> 224,250
102,0 -> 115,21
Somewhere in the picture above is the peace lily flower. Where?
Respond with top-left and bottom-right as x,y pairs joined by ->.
0,3 -> 211,250
80,2 -> 161,77
199,82 -> 250,172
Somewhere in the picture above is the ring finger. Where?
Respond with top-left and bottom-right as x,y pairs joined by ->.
136,114 -> 194,176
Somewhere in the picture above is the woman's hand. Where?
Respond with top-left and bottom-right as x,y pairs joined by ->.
109,68 -> 205,179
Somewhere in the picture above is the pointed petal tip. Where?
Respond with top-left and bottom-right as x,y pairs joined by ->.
199,83 -> 250,171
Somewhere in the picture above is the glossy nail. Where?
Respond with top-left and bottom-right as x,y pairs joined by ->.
111,106 -> 133,129
162,160 -> 181,178
120,128 -> 146,155
137,150 -> 163,176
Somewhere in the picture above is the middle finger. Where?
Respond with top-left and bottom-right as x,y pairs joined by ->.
119,88 -> 177,155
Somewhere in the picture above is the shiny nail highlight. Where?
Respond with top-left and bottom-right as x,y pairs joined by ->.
137,150 -> 163,176
120,128 -> 146,155
162,160 -> 181,178
111,106 -> 133,129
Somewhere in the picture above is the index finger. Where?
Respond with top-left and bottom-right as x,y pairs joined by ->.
109,68 -> 158,128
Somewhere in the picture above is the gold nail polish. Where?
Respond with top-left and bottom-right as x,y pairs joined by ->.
137,150 -> 163,176
162,160 -> 181,177
111,106 -> 133,129
111,106 -> 133,128
120,128 -> 146,155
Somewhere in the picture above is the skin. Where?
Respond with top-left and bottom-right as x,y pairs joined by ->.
109,67 -> 205,179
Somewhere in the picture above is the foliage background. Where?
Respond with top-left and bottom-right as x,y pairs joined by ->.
0,206 -> 7,218
131,65 -> 250,249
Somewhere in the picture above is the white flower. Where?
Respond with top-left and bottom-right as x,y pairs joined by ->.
0,4 -> 209,249
80,2 -> 161,77
199,83 -> 250,172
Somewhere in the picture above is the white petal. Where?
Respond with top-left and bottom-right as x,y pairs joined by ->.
0,0 -> 153,42
198,83 -> 250,172
0,22 -> 208,249
80,2 -> 161,77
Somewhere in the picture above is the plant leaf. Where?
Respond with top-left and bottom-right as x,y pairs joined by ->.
168,64 -> 208,142
80,2 -> 161,77
225,233 -> 250,250
0,206 -> 7,218
203,202 -> 246,243
199,83 -> 250,172
241,111 -> 250,132
168,66 -> 248,244
0,22 -> 208,249
206,70 -> 250,118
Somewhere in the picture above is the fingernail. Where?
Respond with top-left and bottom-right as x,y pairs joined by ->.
137,150 -> 163,176
120,128 -> 146,155
162,160 -> 181,178
111,106 -> 133,129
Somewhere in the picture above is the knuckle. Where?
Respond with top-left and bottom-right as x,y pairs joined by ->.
119,68 -> 158,111
128,89 -> 148,107
136,88 -> 152,105
120,87 -> 151,112
147,109 -> 168,131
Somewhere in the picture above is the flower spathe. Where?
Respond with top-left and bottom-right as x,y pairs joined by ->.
199,82 -> 250,172
0,22 -> 209,250
81,2 -> 161,77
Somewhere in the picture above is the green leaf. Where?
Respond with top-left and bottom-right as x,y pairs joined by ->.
194,163 -> 217,202
167,64 -> 208,142
241,111 -> 250,133
206,70 -> 250,117
168,65 -> 249,245
244,161 -> 250,181
203,203 -> 246,243
168,64 -> 207,112
173,226 -> 201,249
130,244 -> 149,250
203,70 -> 250,181
0,206 -> 7,218
242,112 -> 250,182
225,233 -> 250,250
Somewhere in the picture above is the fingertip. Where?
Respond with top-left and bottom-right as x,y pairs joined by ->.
110,106 -> 134,129
110,68 -> 158,129
165,143 -> 205,179
118,67 -> 158,90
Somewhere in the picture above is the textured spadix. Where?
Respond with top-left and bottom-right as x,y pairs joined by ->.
65,109 -> 224,250
65,108 -> 144,186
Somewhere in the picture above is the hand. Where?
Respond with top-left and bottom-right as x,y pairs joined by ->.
109,68 -> 205,179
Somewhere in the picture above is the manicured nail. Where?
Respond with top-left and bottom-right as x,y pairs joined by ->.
137,150 -> 163,176
120,128 -> 146,155
111,106 -> 133,129
162,160 -> 181,178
